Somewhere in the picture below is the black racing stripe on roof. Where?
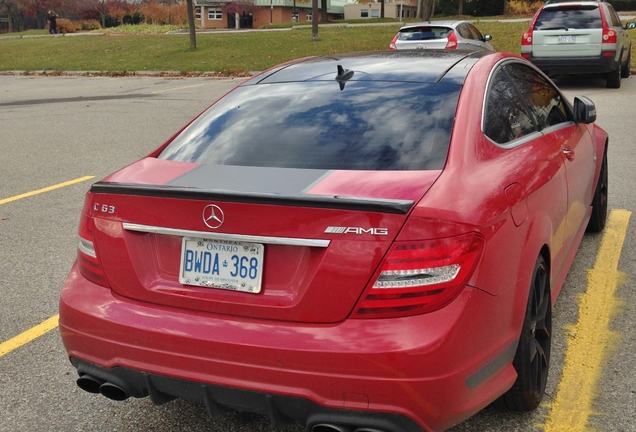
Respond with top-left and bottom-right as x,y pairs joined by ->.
90,182 -> 414,214
167,165 -> 332,195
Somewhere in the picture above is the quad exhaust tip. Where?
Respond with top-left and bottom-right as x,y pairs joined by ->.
98,381 -> 130,401
76,374 -> 130,401
76,374 -> 103,394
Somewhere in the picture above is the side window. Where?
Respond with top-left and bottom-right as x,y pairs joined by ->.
457,23 -> 472,39
467,23 -> 484,41
504,63 -> 571,129
484,67 -> 537,144
606,5 -> 621,27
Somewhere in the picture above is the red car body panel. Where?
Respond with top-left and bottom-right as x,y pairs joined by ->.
59,51 -> 608,432
60,269 -> 522,432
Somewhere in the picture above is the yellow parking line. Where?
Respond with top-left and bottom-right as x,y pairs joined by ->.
544,209 -> 631,431
0,176 -> 94,205
0,315 -> 59,357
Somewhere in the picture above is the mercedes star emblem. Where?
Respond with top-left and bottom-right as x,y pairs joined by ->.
202,204 -> 225,229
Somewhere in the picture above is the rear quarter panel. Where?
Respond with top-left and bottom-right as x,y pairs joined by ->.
399,53 -> 572,344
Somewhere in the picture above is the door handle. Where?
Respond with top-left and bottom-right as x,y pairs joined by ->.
562,148 -> 575,161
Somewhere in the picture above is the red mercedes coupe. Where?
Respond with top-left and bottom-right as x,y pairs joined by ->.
59,50 -> 608,432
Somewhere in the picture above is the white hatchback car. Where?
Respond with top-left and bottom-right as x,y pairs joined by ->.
389,20 -> 494,52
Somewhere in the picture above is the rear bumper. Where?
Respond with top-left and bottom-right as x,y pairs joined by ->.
71,357 -> 420,431
59,262 -> 521,432
526,54 -> 618,76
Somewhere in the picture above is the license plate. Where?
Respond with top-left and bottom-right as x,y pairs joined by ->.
558,35 -> 576,44
179,237 -> 264,293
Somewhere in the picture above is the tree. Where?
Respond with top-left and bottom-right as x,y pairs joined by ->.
0,0 -> 23,32
84,0 -> 108,27
186,0 -> 195,49
416,0 -> 433,20
320,0 -> 326,23
311,0 -> 317,40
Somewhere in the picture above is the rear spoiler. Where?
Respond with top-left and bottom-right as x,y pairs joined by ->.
91,182 -> 414,215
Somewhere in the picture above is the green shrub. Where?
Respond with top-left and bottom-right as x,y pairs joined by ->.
77,20 -> 101,31
507,0 -> 542,16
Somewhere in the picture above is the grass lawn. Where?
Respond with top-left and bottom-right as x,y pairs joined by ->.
5,19 -> 633,74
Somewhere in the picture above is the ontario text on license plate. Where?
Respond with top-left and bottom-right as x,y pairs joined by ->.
179,237 -> 264,293
558,35 -> 576,43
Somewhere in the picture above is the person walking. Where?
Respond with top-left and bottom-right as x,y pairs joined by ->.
47,10 -> 58,34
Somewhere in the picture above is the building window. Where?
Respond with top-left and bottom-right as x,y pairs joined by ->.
306,11 -> 312,21
360,9 -> 368,17
292,11 -> 299,21
371,9 -> 379,17
208,8 -> 222,20
195,7 -> 201,19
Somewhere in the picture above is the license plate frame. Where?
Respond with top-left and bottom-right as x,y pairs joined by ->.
558,35 -> 576,44
179,237 -> 264,294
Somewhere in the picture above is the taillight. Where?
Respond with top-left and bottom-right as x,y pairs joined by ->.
77,212 -> 110,287
389,34 -> 398,50
602,27 -> 616,44
599,5 -> 616,46
352,233 -> 483,319
445,31 -> 458,49
521,30 -> 533,46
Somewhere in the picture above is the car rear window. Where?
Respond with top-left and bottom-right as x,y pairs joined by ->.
535,5 -> 601,30
397,26 -> 452,41
159,81 -> 460,171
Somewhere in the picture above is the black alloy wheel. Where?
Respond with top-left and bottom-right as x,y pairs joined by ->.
587,148 -> 608,233
495,255 -> 551,411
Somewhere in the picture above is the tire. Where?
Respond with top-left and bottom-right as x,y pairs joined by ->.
586,148 -> 608,233
606,66 -> 621,88
495,255 -> 551,411
621,47 -> 631,79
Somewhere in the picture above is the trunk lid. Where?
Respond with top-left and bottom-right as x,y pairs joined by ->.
532,29 -> 603,57
87,158 -> 441,323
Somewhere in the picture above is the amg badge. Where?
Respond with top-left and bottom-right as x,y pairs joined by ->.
324,226 -> 389,236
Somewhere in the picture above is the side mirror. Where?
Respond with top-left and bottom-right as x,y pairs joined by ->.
625,22 -> 636,30
573,96 -> 597,124
484,34 -> 492,42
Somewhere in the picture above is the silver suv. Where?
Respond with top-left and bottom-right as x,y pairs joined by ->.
521,0 -> 635,88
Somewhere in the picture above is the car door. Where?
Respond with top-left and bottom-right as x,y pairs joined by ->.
455,23 -> 476,50
482,62 -> 570,273
467,23 -> 492,51
504,63 -> 596,257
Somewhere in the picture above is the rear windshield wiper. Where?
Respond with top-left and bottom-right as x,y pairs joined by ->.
537,26 -> 570,31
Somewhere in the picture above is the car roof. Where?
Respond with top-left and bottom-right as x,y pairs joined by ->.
399,20 -> 464,30
249,50 -> 489,86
